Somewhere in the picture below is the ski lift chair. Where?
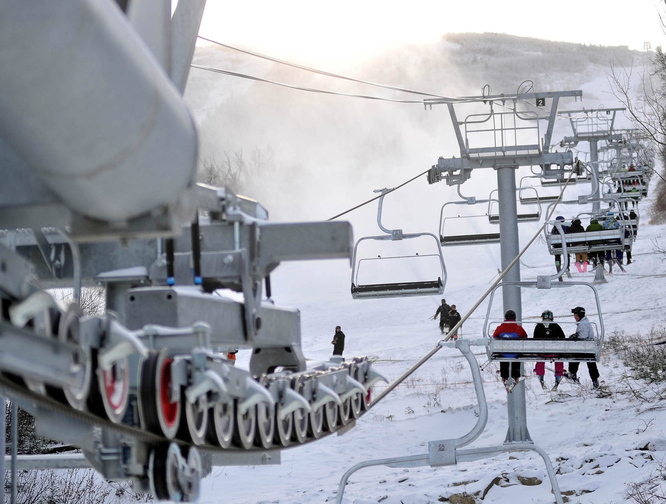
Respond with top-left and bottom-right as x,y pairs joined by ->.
518,175 -> 561,204
350,190 -> 446,299
488,187 -> 541,223
545,219 -> 627,257
439,199 -> 500,246
484,280 -> 604,363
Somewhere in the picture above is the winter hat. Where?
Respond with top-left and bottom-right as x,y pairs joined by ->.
504,310 -> 516,320
571,306 -> 585,317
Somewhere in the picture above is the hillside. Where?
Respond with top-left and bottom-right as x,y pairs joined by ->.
198,188 -> 666,504
183,32 -> 666,504
185,33 -> 649,223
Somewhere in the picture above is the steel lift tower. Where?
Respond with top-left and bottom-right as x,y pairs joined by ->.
560,107 -> 625,213
426,89 -> 582,443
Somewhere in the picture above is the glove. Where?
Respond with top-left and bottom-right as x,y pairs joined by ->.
569,333 -> 578,340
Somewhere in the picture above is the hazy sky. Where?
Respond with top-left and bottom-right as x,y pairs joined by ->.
200,0 -> 664,65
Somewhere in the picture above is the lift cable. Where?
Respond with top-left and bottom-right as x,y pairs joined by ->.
191,64 -> 427,103
197,36 -> 452,99
326,168 -> 431,221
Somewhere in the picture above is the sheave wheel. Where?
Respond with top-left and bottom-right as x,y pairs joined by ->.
59,304 -> 92,411
275,404 -> 293,447
350,391 -> 364,419
139,349 -> 181,439
97,356 -> 129,423
148,443 -> 201,502
184,394 -> 209,446
309,402 -> 324,439
255,401 -> 275,449
324,400 -> 339,432
292,378 -> 309,443
232,400 -> 256,449
339,395 -> 352,426
208,399 -> 235,448
148,443 -> 182,502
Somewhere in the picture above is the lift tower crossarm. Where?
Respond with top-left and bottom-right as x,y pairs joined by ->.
426,89 -> 582,185
559,107 -> 626,211
423,90 -> 583,107
561,107 -> 625,143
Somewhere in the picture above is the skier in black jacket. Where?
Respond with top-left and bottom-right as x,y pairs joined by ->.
434,299 -> 451,333
533,309 -> 566,390
446,305 -> 462,340
332,326 -> 345,356
568,218 -> 589,272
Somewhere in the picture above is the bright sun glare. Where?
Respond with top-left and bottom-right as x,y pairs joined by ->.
199,0 -> 664,66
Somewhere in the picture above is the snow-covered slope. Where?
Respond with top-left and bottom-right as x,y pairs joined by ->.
194,192 -> 666,504
186,32 -> 665,504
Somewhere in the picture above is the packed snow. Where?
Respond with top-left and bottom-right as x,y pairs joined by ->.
197,189 -> 666,504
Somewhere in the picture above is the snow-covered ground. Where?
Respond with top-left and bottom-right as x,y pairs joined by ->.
197,190 -> 666,504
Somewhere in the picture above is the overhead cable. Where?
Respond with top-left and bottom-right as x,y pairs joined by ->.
326,168 -> 431,221
191,65 -> 427,103
197,35 -> 451,99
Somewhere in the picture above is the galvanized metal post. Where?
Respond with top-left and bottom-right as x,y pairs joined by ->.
11,402 -> 17,504
497,166 -> 532,444
1,396 -> 5,504
590,141 -> 600,213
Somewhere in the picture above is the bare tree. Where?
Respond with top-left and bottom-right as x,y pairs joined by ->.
9,468 -> 151,504
610,40 -> 666,223
198,146 -> 276,195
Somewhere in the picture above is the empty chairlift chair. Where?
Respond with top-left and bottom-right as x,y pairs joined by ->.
350,189 -> 446,299
518,175 -> 562,204
439,197 -> 501,246
488,187 -> 541,224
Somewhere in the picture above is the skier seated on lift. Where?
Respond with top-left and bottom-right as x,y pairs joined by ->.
533,310 -> 565,390
434,299 -> 451,333
568,218 -> 588,273
564,306 -> 601,389
492,310 -> 527,389
551,216 -> 569,280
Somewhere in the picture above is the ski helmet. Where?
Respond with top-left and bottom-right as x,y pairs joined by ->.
571,306 -> 585,317
504,310 -> 516,320
541,310 -> 554,320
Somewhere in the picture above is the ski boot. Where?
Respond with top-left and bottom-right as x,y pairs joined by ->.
564,371 -> 579,383
552,375 -> 562,391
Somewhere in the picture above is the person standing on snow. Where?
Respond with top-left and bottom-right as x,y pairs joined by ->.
492,310 -> 527,389
332,325 -> 345,356
533,310 -> 566,390
446,304 -> 462,340
564,306 -> 601,389
434,299 -> 451,334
